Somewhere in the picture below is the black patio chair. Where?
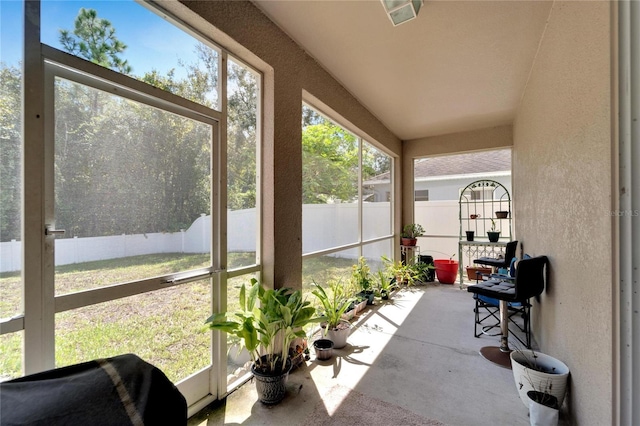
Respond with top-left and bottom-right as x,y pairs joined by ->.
467,255 -> 548,368
473,240 -> 519,271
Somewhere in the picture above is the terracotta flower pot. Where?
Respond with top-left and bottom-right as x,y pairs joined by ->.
466,266 -> 491,281
401,237 -> 417,246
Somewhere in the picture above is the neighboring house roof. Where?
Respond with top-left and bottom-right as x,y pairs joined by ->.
365,149 -> 511,184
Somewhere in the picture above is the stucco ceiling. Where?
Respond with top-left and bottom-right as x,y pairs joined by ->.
253,0 -> 552,141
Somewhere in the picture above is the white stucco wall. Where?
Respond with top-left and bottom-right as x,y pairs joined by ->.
512,1 -> 613,424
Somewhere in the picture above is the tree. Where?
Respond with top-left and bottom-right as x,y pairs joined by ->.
59,8 -> 132,74
0,64 -> 22,241
302,122 -> 359,204
54,9 -> 214,237
227,61 -> 258,210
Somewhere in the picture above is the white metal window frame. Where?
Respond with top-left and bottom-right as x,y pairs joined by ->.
3,0 -> 263,414
300,101 -> 395,261
42,49 -> 223,408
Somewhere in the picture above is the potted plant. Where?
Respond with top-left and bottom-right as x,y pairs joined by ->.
487,219 -> 501,242
351,256 -> 374,305
433,253 -> 458,284
465,266 -> 492,281
510,349 -> 570,412
374,270 -> 396,300
205,278 -> 321,405
382,255 -> 418,286
400,223 -> 425,246
411,259 -> 436,284
311,280 -> 353,349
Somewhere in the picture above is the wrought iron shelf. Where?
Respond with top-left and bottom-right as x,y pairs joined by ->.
458,179 -> 513,286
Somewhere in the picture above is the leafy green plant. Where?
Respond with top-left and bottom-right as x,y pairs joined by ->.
350,256 -> 372,292
490,219 -> 497,232
374,270 -> 396,297
401,223 -> 425,238
311,280 -> 353,331
411,260 -> 435,283
381,256 -> 418,286
206,278 -> 321,375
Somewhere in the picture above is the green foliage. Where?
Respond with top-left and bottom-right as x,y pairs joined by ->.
412,260 -> 435,283
350,256 -> 372,292
206,278 -> 321,375
374,270 -> 396,297
302,122 -> 358,204
0,8 -> 256,241
52,78 -> 212,237
0,64 -> 21,241
311,280 -> 353,331
382,255 -> 419,286
401,223 -> 425,238
227,61 -> 258,210
59,8 -> 132,74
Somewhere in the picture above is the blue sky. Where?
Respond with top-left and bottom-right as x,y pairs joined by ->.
1,0 -> 199,78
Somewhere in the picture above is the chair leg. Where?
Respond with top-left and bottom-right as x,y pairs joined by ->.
475,301 -> 501,338
499,299 -> 510,352
524,303 -> 531,348
474,298 -> 480,338
479,299 -> 513,369
505,303 -> 531,349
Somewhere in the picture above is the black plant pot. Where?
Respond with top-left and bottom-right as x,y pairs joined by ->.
251,356 -> 292,405
313,339 -> 334,361
465,231 -> 474,241
356,291 -> 375,305
487,231 -> 500,243
365,290 -> 375,305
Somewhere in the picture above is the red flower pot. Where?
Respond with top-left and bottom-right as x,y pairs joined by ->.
434,259 -> 459,284
401,237 -> 417,246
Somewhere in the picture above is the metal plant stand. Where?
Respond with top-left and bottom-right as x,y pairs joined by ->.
458,179 -> 512,287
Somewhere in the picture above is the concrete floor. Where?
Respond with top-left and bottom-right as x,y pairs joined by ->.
188,284 -> 569,425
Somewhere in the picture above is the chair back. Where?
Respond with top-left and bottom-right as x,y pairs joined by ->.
504,240 -> 518,265
514,256 -> 549,301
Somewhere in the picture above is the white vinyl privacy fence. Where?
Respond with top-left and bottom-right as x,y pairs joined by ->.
0,203 -> 398,272
414,200 -> 460,261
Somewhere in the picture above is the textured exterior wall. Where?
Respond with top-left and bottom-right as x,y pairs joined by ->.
402,125 -> 512,228
172,1 -> 401,289
512,2 -> 614,424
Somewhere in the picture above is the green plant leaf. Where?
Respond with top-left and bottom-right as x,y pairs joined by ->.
239,284 -> 246,311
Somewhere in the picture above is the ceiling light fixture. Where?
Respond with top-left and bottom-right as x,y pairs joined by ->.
381,0 -> 424,26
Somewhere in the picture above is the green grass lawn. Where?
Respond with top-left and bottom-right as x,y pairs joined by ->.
0,252 -> 360,382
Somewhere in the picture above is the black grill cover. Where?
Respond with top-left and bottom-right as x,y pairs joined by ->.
0,353 -> 186,426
